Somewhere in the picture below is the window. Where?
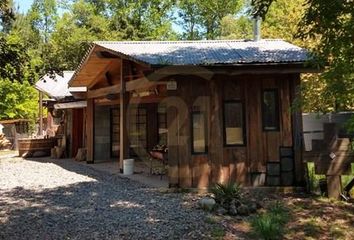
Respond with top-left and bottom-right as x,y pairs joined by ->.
191,111 -> 207,154
262,89 -> 280,131
157,106 -> 167,145
110,108 -> 120,157
129,106 -> 147,154
223,101 -> 245,146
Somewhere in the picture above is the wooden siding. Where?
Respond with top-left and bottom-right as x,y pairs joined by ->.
167,73 -> 301,188
71,108 -> 84,158
86,99 -> 94,163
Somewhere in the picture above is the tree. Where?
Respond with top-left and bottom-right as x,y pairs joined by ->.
177,0 -> 203,40
108,0 -> 176,40
220,15 -> 252,39
0,0 -> 15,32
0,4 -> 40,121
29,0 -> 58,43
177,0 -> 244,40
0,79 -> 38,120
251,0 -> 354,112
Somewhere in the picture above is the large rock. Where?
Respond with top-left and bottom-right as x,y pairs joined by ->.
216,207 -> 227,215
229,205 -> 238,216
237,204 -> 249,216
198,197 -> 216,211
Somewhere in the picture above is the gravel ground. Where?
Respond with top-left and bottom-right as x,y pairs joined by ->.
0,157 -> 215,240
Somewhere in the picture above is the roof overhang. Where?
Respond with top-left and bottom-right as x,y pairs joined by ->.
69,40 -> 318,88
54,101 -> 87,109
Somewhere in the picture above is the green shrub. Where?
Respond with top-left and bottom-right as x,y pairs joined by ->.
250,202 -> 288,240
210,182 -> 241,207
307,162 -> 326,193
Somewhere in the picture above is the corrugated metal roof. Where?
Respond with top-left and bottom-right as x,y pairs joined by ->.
94,39 -> 309,65
35,71 -> 86,99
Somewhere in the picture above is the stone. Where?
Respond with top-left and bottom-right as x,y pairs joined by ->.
21,151 -> 32,158
75,148 -> 86,161
248,203 -> 258,213
216,207 -> 227,215
237,204 -> 249,216
198,197 -> 216,211
229,206 -> 238,216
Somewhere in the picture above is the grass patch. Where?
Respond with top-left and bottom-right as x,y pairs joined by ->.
302,217 -> 323,238
329,224 -> 346,239
210,225 -> 225,239
205,215 -> 225,239
307,162 -> 326,194
342,163 -> 354,197
250,201 -> 288,240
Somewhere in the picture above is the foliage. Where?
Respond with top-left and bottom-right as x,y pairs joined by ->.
298,0 -> 354,111
0,79 -> 38,120
108,0 -> 176,40
177,0 -> 244,40
251,0 -> 354,113
220,15 -> 253,39
306,162 -> 326,194
0,32 -> 30,83
0,0 -> 15,32
250,201 -> 288,240
211,182 -> 242,206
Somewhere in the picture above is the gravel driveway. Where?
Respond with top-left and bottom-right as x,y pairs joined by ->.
0,157 -> 214,240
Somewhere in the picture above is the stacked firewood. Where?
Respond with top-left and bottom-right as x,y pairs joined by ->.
0,133 -> 11,150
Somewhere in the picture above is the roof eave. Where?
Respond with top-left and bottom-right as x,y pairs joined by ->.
151,61 -> 321,73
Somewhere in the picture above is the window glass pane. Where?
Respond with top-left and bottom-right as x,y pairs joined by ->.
224,102 -> 244,145
128,105 -> 147,151
262,90 -> 279,130
192,112 -> 207,153
158,105 -> 168,145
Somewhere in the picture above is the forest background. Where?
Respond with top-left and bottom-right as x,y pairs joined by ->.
0,0 -> 353,122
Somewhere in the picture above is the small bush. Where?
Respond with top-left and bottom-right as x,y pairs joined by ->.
251,202 -> 288,240
210,182 -> 241,207
307,162 -> 326,193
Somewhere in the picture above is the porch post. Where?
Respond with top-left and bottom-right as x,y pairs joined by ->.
86,98 -> 94,163
119,59 -> 129,171
38,90 -> 43,136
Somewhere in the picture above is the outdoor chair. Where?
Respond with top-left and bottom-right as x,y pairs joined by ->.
149,144 -> 168,179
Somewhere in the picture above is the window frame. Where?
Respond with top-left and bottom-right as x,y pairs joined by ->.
191,110 -> 208,155
157,105 -> 168,145
222,100 -> 246,147
261,88 -> 280,132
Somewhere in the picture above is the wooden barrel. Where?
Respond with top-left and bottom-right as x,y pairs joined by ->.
18,138 -> 57,157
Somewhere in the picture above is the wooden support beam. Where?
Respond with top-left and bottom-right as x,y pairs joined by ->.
119,60 -> 129,171
38,91 -> 43,136
126,77 -> 166,92
94,95 -> 165,106
87,60 -> 114,89
86,98 -> 94,163
290,74 -> 305,185
87,84 -> 120,99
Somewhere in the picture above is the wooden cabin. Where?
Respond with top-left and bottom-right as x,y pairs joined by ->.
68,40 -> 314,188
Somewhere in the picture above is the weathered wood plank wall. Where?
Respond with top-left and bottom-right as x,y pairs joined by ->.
167,73 -> 302,188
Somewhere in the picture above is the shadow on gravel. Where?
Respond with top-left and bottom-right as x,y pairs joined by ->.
23,157 -> 113,183
0,158 -> 211,240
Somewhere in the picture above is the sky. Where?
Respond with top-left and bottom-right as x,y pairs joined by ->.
14,0 -> 34,13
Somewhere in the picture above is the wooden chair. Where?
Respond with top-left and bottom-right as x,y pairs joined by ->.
149,150 -> 168,179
